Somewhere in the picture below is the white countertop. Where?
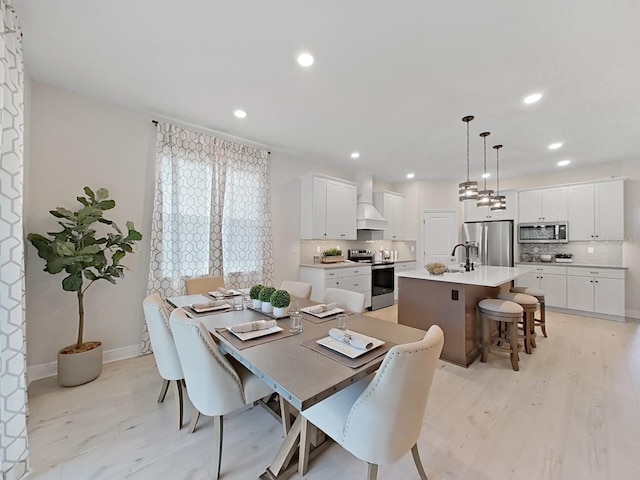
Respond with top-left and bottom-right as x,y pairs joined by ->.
300,260 -> 417,269
515,262 -> 627,270
397,265 -> 534,287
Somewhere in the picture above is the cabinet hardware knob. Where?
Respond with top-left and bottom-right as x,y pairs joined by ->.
595,280 -> 599,283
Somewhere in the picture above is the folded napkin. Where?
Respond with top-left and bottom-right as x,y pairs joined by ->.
305,303 -> 338,314
229,319 -> 277,333
328,328 -> 376,350
192,300 -> 228,310
216,287 -> 242,296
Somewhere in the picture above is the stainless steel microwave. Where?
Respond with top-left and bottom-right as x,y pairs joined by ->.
518,222 -> 568,243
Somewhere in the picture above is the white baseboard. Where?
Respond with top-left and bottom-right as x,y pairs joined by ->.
27,344 -> 143,385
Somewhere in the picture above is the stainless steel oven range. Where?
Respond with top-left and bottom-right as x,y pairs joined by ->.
348,250 -> 395,311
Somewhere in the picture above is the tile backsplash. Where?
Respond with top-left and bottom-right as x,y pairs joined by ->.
519,241 -> 623,265
300,239 -> 417,264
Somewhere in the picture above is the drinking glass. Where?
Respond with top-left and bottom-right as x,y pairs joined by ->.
289,313 -> 303,334
336,313 -> 348,332
290,298 -> 300,315
233,295 -> 245,311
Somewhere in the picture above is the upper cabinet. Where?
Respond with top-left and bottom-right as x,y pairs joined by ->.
301,174 -> 358,240
373,191 -> 405,240
518,186 -> 568,223
463,189 -> 517,222
568,180 -> 624,241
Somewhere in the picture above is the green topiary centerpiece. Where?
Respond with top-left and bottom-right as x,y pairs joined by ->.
259,286 -> 276,313
270,289 -> 291,308
249,284 -> 265,300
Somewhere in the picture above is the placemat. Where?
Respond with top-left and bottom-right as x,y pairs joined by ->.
182,304 -> 232,318
302,311 -> 355,324
302,336 -> 394,368
215,326 -> 296,350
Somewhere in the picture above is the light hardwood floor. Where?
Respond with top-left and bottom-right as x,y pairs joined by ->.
26,309 -> 640,479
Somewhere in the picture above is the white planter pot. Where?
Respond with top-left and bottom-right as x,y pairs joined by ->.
252,299 -> 262,309
273,306 -> 288,318
261,301 -> 273,313
58,341 -> 103,387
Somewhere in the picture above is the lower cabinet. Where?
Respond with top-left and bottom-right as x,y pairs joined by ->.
514,265 -> 567,308
566,267 -> 625,317
394,261 -> 417,302
300,265 -> 372,309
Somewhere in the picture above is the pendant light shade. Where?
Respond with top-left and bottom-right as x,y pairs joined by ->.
458,115 -> 478,201
477,131 -> 494,207
490,144 -> 507,211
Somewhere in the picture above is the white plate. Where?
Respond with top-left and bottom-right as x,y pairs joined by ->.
191,303 -> 231,313
209,290 -> 243,298
301,306 -> 345,318
316,336 -> 385,358
227,326 -> 283,341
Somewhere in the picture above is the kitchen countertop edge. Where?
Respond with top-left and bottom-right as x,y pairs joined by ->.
515,262 -> 627,270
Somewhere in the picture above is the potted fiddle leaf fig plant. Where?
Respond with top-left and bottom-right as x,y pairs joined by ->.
270,289 -> 291,318
259,286 -> 276,314
249,284 -> 265,309
27,187 -> 142,387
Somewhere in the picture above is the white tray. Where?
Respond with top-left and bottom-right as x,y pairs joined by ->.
227,326 -> 283,341
301,306 -> 344,318
316,336 -> 385,358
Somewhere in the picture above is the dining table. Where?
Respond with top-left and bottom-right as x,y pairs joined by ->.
166,293 -> 428,479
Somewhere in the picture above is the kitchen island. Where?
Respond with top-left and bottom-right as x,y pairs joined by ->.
397,265 -> 533,367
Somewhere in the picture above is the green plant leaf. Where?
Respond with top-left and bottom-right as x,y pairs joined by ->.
84,270 -> 97,281
62,273 -> 83,291
84,186 -> 95,200
50,207 -> 75,220
98,200 -> 116,210
76,196 -> 89,206
96,188 -> 109,201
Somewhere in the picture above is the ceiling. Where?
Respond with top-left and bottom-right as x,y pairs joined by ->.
15,0 -> 640,183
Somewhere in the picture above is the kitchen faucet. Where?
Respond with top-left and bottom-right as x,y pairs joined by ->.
451,243 -> 472,272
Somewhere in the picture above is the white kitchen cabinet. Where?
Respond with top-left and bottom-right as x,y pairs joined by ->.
518,186 -> 568,223
300,265 -> 372,309
373,191 -> 405,240
566,267 -> 625,317
393,261 -> 416,302
463,189 -> 517,222
568,180 -> 624,241
301,174 -> 358,240
514,264 -> 567,308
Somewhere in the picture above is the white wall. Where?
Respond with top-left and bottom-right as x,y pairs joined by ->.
24,81 -> 355,377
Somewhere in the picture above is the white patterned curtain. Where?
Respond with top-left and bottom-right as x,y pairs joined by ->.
145,123 -> 274,347
0,1 -> 28,479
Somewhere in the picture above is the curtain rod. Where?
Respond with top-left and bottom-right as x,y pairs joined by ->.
151,119 -> 271,155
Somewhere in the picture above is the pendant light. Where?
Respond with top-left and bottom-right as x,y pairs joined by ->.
476,131 -> 494,207
490,144 -> 507,211
458,115 -> 478,201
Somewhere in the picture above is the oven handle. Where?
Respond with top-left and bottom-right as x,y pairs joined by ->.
371,264 -> 395,271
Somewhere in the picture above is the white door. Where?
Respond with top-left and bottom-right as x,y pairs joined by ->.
422,210 -> 457,265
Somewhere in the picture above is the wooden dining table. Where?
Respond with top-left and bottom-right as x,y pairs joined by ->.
166,294 -> 427,479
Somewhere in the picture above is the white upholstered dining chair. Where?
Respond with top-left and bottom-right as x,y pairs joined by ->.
323,287 -> 366,313
184,275 -> 225,295
169,308 -> 275,479
280,280 -> 312,299
298,325 -> 444,479
142,293 -> 187,429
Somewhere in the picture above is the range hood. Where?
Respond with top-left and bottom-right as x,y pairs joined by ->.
355,172 -> 388,231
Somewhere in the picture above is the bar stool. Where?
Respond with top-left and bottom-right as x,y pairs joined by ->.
511,286 -> 546,337
478,299 -> 524,371
498,292 -> 538,354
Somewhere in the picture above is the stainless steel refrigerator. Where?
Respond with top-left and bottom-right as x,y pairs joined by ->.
461,220 -> 514,267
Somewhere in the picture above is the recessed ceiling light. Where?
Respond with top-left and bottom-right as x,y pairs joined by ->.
481,172 -> 491,178
548,142 -> 563,150
297,53 -> 314,67
524,93 -> 543,104
557,159 -> 571,167
406,173 -> 415,179
350,152 -> 360,159
234,110 -> 247,118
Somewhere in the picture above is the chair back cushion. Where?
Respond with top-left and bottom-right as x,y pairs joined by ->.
142,294 -> 183,381
342,325 -> 444,464
280,281 -> 312,299
185,276 -> 225,295
169,308 -> 247,416
323,288 -> 366,313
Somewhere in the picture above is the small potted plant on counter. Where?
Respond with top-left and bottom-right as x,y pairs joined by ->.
321,247 -> 344,264
270,289 -> 291,317
249,284 -> 265,309
259,286 -> 276,313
